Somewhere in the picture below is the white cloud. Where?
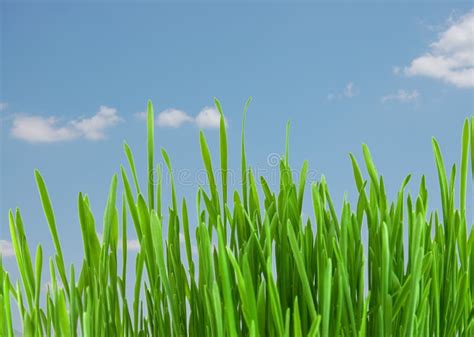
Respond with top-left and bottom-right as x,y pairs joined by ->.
11,116 -> 78,143
0,240 -> 15,257
195,106 -> 226,129
43,280 -> 64,292
70,106 -> 121,140
344,82 -> 356,98
97,232 -> 141,252
0,102 -> 8,111
381,89 -> 420,103
136,105 -> 227,129
328,82 -> 358,100
134,111 -> 147,120
157,109 -> 193,128
123,239 -> 140,252
403,11 -> 474,88
10,105 -> 121,143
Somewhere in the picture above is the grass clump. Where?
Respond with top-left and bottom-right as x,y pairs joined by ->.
0,99 -> 473,337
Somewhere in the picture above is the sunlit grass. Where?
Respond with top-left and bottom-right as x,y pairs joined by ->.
1,99 -> 473,336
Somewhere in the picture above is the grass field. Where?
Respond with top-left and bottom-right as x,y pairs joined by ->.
1,99 -> 473,336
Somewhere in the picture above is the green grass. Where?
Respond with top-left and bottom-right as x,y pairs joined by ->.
1,99 -> 473,337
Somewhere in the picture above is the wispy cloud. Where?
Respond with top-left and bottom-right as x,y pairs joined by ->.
97,232 -> 141,252
120,239 -> 140,252
11,116 -> 78,143
157,109 -> 194,127
381,89 -> 420,103
134,111 -> 147,120
43,280 -> 64,292
402,10 -> 474,88
70,106 -> 122,140
0,240 -> 15,257
195,107 -> 225,129
136,106 -> 226,129
344,82 -> 357,98
328,82 -> 358,100
11,105 -> 121,143
0,102 -> 8,111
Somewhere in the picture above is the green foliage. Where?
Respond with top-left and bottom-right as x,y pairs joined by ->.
0,100 -> 473,337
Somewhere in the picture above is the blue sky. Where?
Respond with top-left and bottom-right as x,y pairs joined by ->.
1,2 -> 473,296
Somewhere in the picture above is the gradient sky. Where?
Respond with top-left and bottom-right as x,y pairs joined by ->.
1,1 -> 473,310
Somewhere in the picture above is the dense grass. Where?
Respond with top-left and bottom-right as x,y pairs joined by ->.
1,99 -> 473,337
